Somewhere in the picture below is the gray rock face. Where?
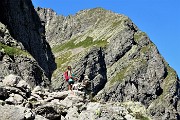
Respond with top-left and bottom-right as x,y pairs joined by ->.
0,0 -> 55,88
35,104 -> 61,119
0,53 -> 49,88
36,7 -> 180,120
73,47 -> 107,95
0,105 -> 35,120
0,0 -> 56,79
2,74 -> 21,87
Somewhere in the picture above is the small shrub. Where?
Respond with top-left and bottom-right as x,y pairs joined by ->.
134,112 -> 149,120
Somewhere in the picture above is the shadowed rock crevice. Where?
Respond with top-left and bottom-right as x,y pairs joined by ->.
92,48 -> 107,95
155,82 -> 163,96
73,47 -> 107,95
0,0 -> 56,81
0,87 -> 9,101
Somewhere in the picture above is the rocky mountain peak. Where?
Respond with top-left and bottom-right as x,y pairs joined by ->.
36,7 -> 179,119
36,7 -> 57,25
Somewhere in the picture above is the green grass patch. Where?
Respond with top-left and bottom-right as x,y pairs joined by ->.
163,63 -> 177,95
110,58 -> 148,85
88,8 -> 106,16
94,39 -> 108,48
141,46 -> 148,54
76,36 -> 94,48
140,42 -> 154,54
52,36 -> 108,53
134,32 -> 146,43
134,112 -> 149,120
112,20 -> 123,27
55,51 -> 72,69
110,66 -> 128,85
0,42 -> 30,56
52,38 -> 76,53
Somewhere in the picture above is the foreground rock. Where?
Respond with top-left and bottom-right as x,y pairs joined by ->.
0,74 -> 150,120
0,105 -> 35,120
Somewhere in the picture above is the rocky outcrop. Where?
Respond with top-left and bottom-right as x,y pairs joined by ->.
0,0 -> 56,80
0,74 -> 149,120
0,105 -> 35,120
0,21 -> 49,88
73,47 -> 107,95
36,7 -> 180,120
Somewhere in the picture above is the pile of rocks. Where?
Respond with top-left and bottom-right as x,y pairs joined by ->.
0,74 -> 146,120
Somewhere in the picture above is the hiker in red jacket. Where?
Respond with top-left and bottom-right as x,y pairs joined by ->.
64,66 -> 75,90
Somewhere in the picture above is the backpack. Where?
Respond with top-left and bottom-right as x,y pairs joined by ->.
64,71 -> 69,81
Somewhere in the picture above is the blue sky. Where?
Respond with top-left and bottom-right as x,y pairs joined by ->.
32,0 -> 180,77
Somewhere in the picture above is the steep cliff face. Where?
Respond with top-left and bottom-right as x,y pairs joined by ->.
0,21 -> 49,88
37,8 -> 180,119
0,0 -> 56,80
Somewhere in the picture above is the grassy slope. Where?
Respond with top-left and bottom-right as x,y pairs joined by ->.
0,42 -> 30,57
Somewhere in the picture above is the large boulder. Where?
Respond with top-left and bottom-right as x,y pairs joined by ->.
0,105 -> 35,120
2,74 -> 21,87
5,93 -> 24,105
34,103 -> 62,120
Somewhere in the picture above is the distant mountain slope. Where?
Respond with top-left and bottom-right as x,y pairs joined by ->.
36,7 -> 180,119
